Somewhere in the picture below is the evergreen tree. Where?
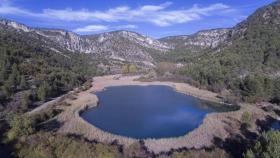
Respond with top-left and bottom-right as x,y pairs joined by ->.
2,84 -> 11,97
6,74 -> 16,92
240,76 -> 264,102
19,76 -> 27,90
272,79 -> 280,104
0,68 -> 8,83
11,63 -> 20,84
21,92 -> 30,111
244,130 -> 280,158
37,82 -> 49,101
0,90 -> 6,102
7,114 -> 34,141
122,64 -> 129,74
129,64 -> 137,74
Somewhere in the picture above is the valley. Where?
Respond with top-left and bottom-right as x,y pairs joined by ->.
0,1 -> 280,158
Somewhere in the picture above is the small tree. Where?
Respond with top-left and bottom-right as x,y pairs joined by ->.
7,74 -> 16,91
37,82 -> 49,101
241,76 -> 264,102
156,62 -> 177,75
241,111 -> 252,129
243,130 -> 280,158
7,114 -> 34,141
0,90 -> 6,102
129,64 -> 137,74
243,149 -> 254,158
21,92 -> 30,111
0,68 -> 8,83
122,64 -> 129,74
11,63 -> 20,84
19,76 -> 27,90
2,83 -> 11,97
272,79 -> 280,105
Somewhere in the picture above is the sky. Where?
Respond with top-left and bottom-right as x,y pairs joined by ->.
0,0 -> 276,38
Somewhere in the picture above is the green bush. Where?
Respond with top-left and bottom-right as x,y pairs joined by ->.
122,64 -> 137,74
170,148 -> 229,158
15,132 -> 121,158
241,111 -> 252,128
21,92 -> 31,111
7,114 -> 34,141
244,130 -> 280,158
37,82 -> 49,101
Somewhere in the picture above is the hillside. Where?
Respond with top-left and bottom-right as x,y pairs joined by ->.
177,1 -> 280,103
159,28 -> 230,62
0,22 -> 102,116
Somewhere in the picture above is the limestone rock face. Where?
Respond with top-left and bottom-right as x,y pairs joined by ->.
0,19 -> 171,67
160,28 -> 231,51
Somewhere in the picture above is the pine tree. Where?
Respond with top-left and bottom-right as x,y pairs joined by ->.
6,74 -> 16,92
122,64 -> 129,74
0,68 -> 8,83
7,114 -> 34,140
11,63 -> 20,84
5,63 -> 20,91
2,84 -> 11,97
37,82 -> 48,101
129,64 -> 137,74
19,76 -> 27,90
272,79 -> 280,104
21,92 -> 30,111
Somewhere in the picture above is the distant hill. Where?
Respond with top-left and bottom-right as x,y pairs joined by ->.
0,19 -> 171,67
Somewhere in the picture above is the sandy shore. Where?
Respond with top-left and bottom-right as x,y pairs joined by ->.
54,75 -> 270,153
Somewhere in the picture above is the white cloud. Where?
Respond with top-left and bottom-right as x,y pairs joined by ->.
74,25 -> 108,33
0,4 -> 47,18
74,24 -> 137,33
0,2 -> 233,27
140,2 -> 172,11
115,24 -> 137,29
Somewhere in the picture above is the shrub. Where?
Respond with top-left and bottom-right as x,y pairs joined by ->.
14,132 -> 121,158
122,64 -> 137,74
21,92 -> 31,111
37,82 -> 49,101
244,130 -> 280,158
7,114 -> 34,141
128,64 -> 137,74
170,148 -> 229,158
241,111 -> 252,128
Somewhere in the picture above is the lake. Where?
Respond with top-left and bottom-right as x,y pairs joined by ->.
81,85 -> 236,139
271,120 -> 280,130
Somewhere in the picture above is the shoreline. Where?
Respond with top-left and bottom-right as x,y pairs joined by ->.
55,75 -> 271,153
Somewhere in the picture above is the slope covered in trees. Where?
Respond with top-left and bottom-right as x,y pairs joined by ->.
178,1 -> 280,104
0,23 -> 102,116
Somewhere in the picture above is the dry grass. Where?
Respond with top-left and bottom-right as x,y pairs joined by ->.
144,104 -> 269,153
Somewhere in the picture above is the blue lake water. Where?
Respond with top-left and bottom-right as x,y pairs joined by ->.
271,121 -> 280,130
81,85 -> 236,139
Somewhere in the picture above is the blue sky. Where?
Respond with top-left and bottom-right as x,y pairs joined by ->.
0,0 -> 275,38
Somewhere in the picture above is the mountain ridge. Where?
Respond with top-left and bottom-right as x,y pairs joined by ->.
0,18 -> 237,67
160,28 -> 231,50
0,18 -> 171,67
